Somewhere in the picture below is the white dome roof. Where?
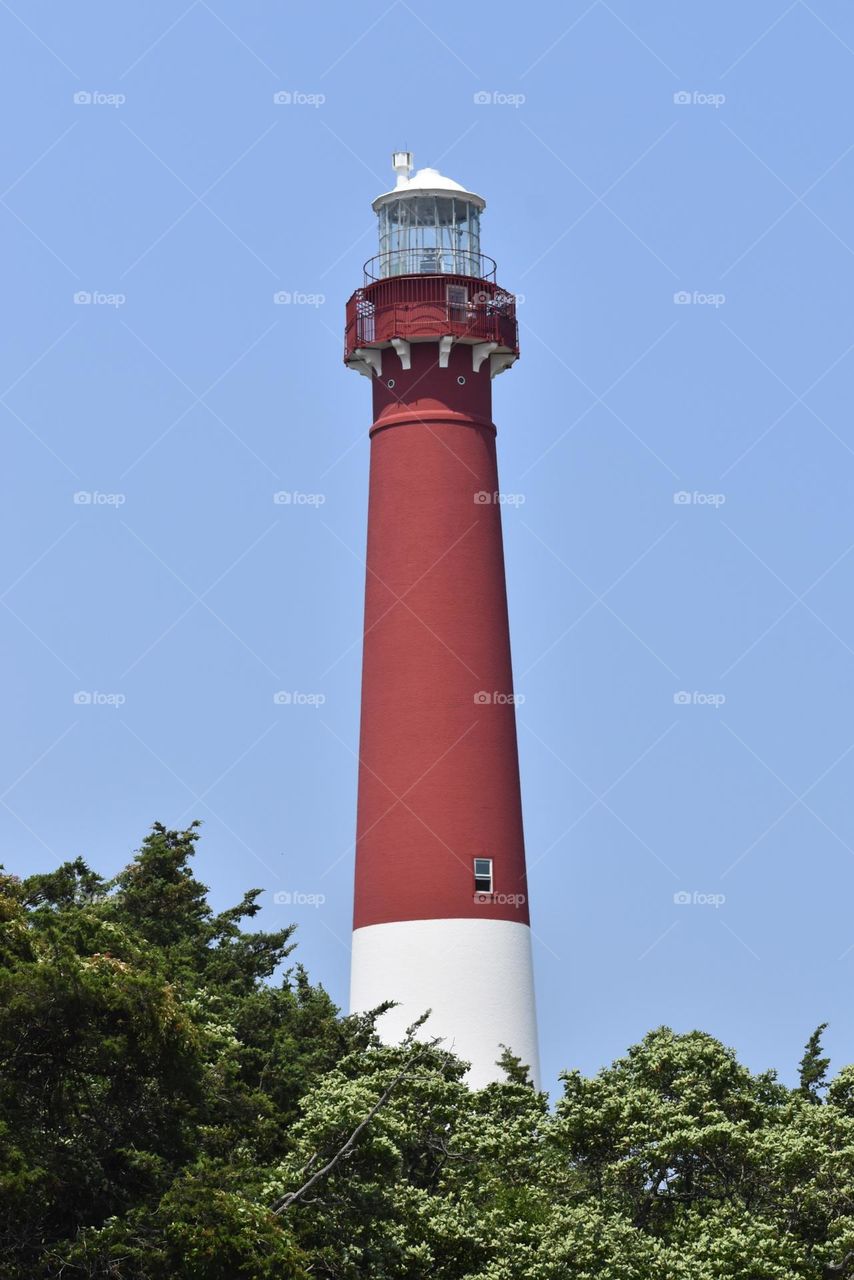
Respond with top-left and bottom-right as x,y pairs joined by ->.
372,155 -> 485,212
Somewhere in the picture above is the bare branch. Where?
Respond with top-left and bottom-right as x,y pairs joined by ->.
271,1038 -> 439,1215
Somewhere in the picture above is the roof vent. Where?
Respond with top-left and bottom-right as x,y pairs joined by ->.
392,151 -> 413,186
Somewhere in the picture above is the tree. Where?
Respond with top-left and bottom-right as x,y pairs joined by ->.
800,1023 -> 831,1103
0,826 -> 360,1279
3,829 -> 854,1279
496,1043 -> 535,1087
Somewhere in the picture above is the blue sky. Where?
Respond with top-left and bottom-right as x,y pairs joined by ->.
2,0 -> 854,1094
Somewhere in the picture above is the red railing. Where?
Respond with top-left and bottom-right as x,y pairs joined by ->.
344,274 -> 518,362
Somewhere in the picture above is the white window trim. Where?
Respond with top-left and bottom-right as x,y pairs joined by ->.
473,857 -> 494,894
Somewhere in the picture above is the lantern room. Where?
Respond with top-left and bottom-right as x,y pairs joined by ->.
372,151 -> 486,280
344,152 -> 519,380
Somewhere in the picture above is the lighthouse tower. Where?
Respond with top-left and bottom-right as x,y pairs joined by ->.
346,153 -> 539,1089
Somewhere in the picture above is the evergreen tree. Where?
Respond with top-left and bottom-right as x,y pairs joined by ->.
2,827 -> 854,1279
799,1022 -> 831,1103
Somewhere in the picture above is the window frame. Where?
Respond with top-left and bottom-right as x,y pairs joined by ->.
446,283 -> 469,324
473,857 -> 494,894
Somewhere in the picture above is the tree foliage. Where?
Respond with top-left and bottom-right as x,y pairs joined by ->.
800,1023 -> 832,1103
1,825 -> 853,1278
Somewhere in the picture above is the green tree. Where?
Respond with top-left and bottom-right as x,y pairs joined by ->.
800,1023 -> 831,1103
4,829 -> 854,1280
0,826 -> 358,1279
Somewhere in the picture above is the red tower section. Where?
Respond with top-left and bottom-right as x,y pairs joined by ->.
346,153 -> 538,1088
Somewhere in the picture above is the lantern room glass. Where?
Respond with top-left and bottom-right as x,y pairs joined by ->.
377,195 -> 482,278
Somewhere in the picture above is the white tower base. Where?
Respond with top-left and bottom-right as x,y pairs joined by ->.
350,917 -> 540,1090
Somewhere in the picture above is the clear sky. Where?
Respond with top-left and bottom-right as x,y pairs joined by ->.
2,0 -> 853,1094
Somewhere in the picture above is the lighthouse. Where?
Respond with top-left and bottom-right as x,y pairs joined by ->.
346,153 -> 540,1089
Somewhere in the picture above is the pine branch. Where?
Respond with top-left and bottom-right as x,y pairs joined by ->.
270,1040 -> 438,1215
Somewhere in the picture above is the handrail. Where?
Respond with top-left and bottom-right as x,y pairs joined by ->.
344,292 -> 518,360
364,249 -> 498,283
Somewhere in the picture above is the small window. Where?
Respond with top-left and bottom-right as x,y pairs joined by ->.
474,857 -> 493,894
447,284 -> 468,324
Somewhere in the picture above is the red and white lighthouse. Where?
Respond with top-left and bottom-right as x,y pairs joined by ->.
346,152 -> 539,1089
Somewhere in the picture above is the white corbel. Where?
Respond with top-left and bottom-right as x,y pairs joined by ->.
390,338 -> 411,370
438,335 -> 454,368
489,352 -> 517,378
472,341 -> 498,374
352,347 -> 382,378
